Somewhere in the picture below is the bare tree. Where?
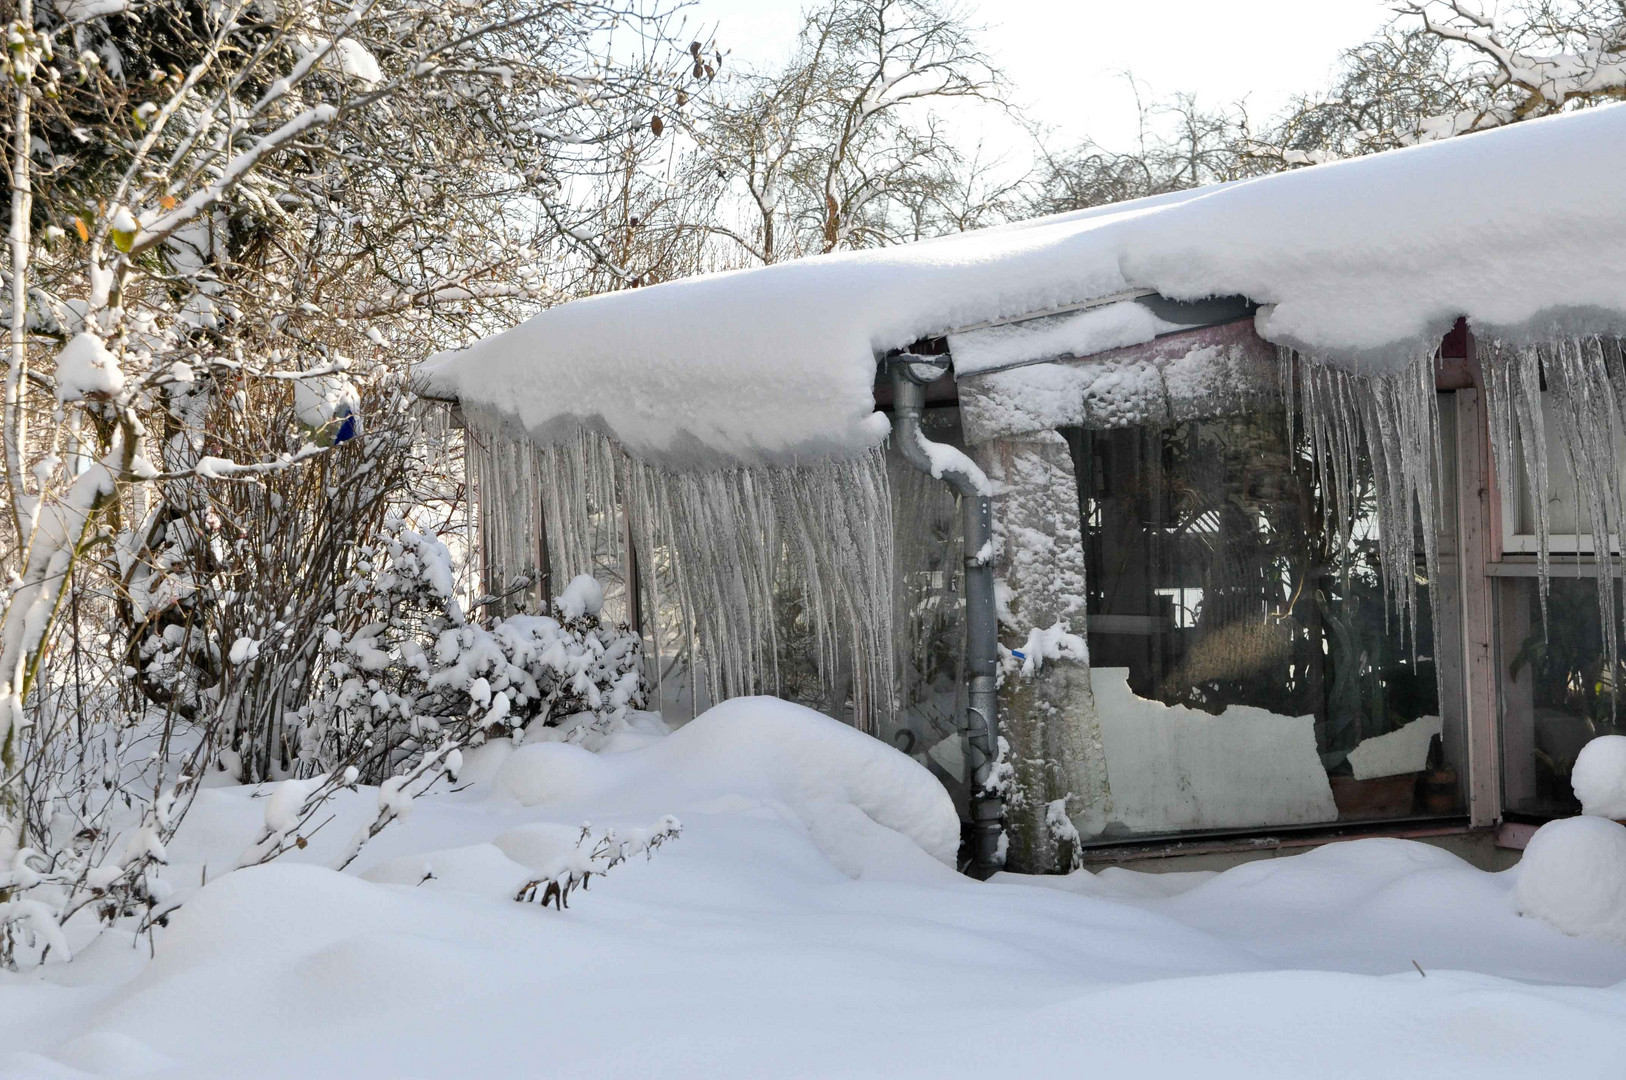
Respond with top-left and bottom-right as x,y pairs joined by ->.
1028,88 -> 1262,215
689,0 -> 1005,263
0,0 -> 692,967
1256,2 -> 1625,165
1399,0 -> 1626,139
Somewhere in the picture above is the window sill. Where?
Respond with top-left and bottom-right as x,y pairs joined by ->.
1079,816 -> 1477,866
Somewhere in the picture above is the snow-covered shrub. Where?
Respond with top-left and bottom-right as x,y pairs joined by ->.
1572,735 -> 1626,819
1514,815 -> 1626,944
300,524 -> 648,783
515,817 -> 683,910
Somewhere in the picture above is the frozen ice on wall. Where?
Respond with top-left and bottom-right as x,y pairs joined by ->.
422,105 -> 1626,467
957,320 -> 1278,443
1091,667 -> 1338,834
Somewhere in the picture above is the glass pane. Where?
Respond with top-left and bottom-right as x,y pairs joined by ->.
886,407 -> 970,803
1499,575 -> 1625,817
1070,409 -> 1461,839
1511,393 -> 1626,550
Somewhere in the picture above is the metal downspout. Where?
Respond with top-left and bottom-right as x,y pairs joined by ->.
890,359 -> 1003,879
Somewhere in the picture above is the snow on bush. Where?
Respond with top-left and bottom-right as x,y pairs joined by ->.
1514,815 -> 1626,944
1572,735 -> 1626,819
300,521 -> 649,782
1007,621 -> 1088,679
514,818 -> 683,909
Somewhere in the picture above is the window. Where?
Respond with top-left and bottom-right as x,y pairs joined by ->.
1067,407 -> 1464,839
885,406 -> 971,802
1498,575 -> 1624,818
1502,391 -> 1626,555
1494,384 -> 1626,818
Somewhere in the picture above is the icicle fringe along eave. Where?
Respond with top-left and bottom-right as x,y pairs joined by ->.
460,406 -> 898,733
1281,334 -> 1626,702
456,332 -> 1626,741
1276,345 -> 1444,665
1481,335 -> 1626,690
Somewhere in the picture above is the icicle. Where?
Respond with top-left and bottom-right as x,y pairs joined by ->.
1483,341 -> 1552,628
1277,348 -> 1443,656
463,410 -> 550,612
1481,336 -> 1626,695
1283,334 -> 1626,707
461,412 -> 898,732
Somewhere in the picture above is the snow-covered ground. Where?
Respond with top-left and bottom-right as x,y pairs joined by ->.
5,698 -> 1626,1080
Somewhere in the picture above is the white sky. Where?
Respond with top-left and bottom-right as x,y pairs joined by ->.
681,0 -> 1398,152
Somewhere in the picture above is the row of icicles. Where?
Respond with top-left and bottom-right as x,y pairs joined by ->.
1281,335 -> 1626,691
460,334 -> 1626,734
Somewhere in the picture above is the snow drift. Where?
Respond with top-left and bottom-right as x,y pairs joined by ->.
8,698 -> 1626,1078
491,696 -> 961,876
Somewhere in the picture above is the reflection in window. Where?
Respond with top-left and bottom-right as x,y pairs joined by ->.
886,407 -> 969,803
1500,575 -> 1626,818
1067,410 -> 1460,837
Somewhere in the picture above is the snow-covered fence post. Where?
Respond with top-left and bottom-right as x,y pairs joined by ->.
974,431 -> 1110,873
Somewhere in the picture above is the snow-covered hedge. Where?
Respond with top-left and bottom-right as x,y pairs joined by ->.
298,520 -> 647,782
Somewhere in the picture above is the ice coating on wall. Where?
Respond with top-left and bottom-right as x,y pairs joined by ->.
957,321 -> 1278,443
423,105 -> 1626,467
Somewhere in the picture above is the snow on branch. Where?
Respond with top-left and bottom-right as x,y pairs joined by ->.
514,817 -> 682,910
1399,0 -> 1626,141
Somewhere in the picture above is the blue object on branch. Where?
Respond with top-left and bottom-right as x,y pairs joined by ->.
333,406 -> 360,444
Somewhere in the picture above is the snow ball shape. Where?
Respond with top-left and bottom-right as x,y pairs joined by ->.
1572,735 -> 1626,819
1514,815 -> 1626,944
556,574 -> 604,619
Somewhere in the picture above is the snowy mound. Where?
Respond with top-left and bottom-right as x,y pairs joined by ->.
1572,735 -> 1626,818
1514,816 -> 1626,944
493,696 -> 961,875
423,105 -> 1626,467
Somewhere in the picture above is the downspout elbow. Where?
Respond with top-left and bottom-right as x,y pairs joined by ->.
891,369 -> 992,499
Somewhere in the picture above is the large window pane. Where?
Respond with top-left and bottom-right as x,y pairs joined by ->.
1068,408 -> 1461,838
1499,575 -> 1625,817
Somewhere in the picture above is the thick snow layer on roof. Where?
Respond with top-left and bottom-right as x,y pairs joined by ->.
422,104 -> 1626,466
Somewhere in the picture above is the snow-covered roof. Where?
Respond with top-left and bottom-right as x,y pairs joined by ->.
421,104 -> 1626,468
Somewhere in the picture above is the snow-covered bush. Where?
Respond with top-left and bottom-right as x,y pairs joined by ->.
515,817 -> 683,910
299,524 -> 648,783
0,0 -> 701,969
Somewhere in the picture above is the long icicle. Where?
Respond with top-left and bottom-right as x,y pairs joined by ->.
461,409 -> 898,732
1278,348 -> 1443,662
